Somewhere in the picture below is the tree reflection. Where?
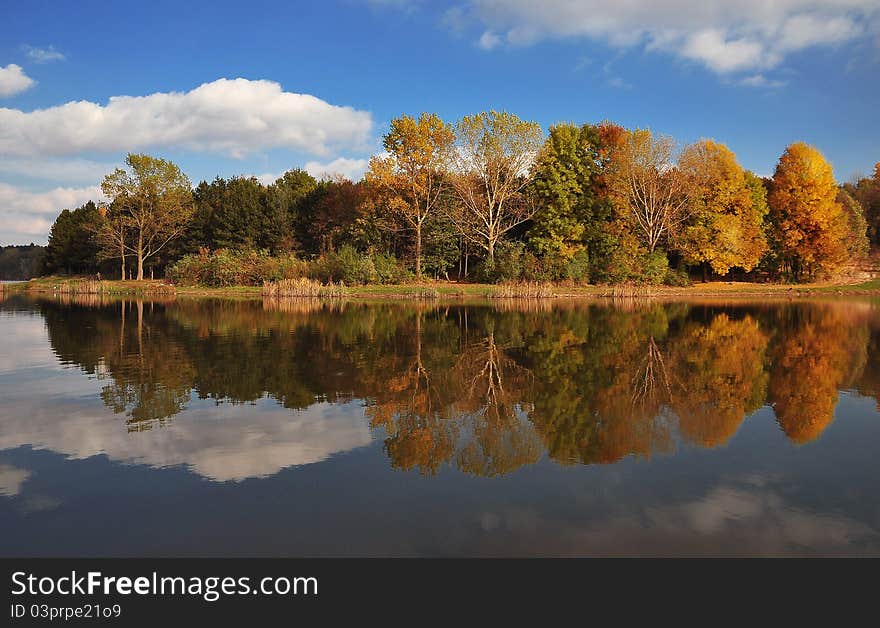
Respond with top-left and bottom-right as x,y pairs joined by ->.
23,294 -> 879,477
768,304 -> 868,443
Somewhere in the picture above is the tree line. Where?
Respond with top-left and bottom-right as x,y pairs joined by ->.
0,244 -> 45,280
41,111 -> 880,284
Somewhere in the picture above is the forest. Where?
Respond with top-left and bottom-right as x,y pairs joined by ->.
0,244 -> 45,280
38,111 -> 880,286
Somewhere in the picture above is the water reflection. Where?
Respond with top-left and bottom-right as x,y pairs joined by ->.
1,294 -> 878,482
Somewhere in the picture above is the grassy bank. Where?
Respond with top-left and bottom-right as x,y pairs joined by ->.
4,275 -> 880,301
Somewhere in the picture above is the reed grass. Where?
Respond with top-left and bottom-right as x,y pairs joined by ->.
262,278 -> 345,298
486,282 -> 556,299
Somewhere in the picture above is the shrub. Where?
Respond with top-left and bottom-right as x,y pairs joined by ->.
664,264 -> 691,287
310,246 -> 376,285
562,248 -> 590,283
639,250 -> 670,285
372,252 -> 411,284
167,249 -> 308,287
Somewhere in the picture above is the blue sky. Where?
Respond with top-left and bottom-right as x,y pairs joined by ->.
1,0 -> 878,244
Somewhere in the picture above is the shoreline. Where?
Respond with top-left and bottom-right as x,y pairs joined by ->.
3,276 -> 880,300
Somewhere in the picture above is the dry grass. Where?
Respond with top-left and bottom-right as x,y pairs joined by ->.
262,278 -> 345,298
486,282 -> 556,299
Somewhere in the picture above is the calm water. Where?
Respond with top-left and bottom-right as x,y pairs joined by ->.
1,293 -> 879,556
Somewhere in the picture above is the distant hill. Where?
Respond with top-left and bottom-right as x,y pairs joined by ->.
0,244 -> 46,280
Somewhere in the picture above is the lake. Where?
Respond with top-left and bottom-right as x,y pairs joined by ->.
1,293 -> 878,556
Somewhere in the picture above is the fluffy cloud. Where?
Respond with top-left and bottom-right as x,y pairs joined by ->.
478,31 -> 502,50
0,77 -> 373,158
0,182 -> 102,243
253,156 -> 371,186
0,157 -> 116,184
23,45 -> 66,64
0,64 -> 35,97
446,0 -> 878,75
304,156 -> 371,181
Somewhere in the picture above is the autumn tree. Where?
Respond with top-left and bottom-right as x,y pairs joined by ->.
101,154 -> 193,280
677,140 -> 768,276
767,143 -> 857,280
836,189 -> 870,262
366,113 -> 454,278
610,129 -> 691,253
448,111 -> 543,261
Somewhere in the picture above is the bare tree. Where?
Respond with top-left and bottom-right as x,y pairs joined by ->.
447,111 -> 543,261
93,201 -> 129,279
613,130 -> 691,253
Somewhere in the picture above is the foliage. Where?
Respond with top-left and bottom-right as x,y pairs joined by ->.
42,202 -> 101,275
0,244 -> 45,280
100,153 -> 193,280
768,143 -> 856,280
448,110 -> 544,259
677,140 -> 768,275
167,249 -> 307,287
366,112 -> 454,278
609,129 -> 691,253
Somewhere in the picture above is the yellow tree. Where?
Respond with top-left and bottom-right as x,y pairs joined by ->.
678,140 -> 768,276
366,113 -> 454,279
768,143 -> 852,280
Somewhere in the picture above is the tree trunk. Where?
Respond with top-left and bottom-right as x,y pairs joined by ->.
136,232 -> 144,281
487,238 -> 494,262
415,221 -> 422,280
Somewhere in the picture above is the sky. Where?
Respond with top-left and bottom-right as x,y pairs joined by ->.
0,0 -> 878,245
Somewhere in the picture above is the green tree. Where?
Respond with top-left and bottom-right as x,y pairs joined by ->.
209,176 -> 267,250
266,169 -> 318,253
528,123 -> 606,276
101,154 -> 193,280
43,201 -> 102,275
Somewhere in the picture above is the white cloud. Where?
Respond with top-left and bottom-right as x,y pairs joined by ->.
23,45 -> 66,64
478,30 -> 502,50
444,1 -> 879,75
0,77 -> 373,158
0,464 -> 31,497
0,182 -> 102,244
0,157 -> 117,184
0,64 -> 35,97
304,156 -> 371,181
739,74 -> 787,88
679,29 -> 768,73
